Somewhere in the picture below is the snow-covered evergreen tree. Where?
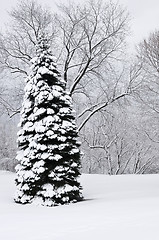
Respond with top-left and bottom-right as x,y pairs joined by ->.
14,36 -> 83,206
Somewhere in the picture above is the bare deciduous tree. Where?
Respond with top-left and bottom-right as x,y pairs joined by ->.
136,30 -> 159,142
55,0 -> 129,90
0,0 -> 133,126
137,31 -> 159,109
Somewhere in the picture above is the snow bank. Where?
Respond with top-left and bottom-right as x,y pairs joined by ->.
0,171 -> 159,240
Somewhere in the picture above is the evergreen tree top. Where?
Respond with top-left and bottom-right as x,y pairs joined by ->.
36,34 -> 50,54
30,34 -> 66,88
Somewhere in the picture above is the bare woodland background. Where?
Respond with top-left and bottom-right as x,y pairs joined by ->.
0,0 -> 159,174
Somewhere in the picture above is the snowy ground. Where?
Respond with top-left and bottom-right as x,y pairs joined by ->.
1,171 -> 159,240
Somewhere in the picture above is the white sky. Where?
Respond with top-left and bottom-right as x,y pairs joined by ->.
120,0 -> 159,45
0,0 -> 159,49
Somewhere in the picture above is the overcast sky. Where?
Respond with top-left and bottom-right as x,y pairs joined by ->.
0,0 -> 159,49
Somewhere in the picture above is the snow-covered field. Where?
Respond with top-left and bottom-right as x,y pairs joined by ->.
1,171 -> 159,240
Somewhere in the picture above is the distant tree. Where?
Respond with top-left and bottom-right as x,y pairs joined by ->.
137,31 -> 159,75
15,35 -> 83,206
81,105 -> 158,175
137,31 -> 159,111
136,31 -> 159,142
